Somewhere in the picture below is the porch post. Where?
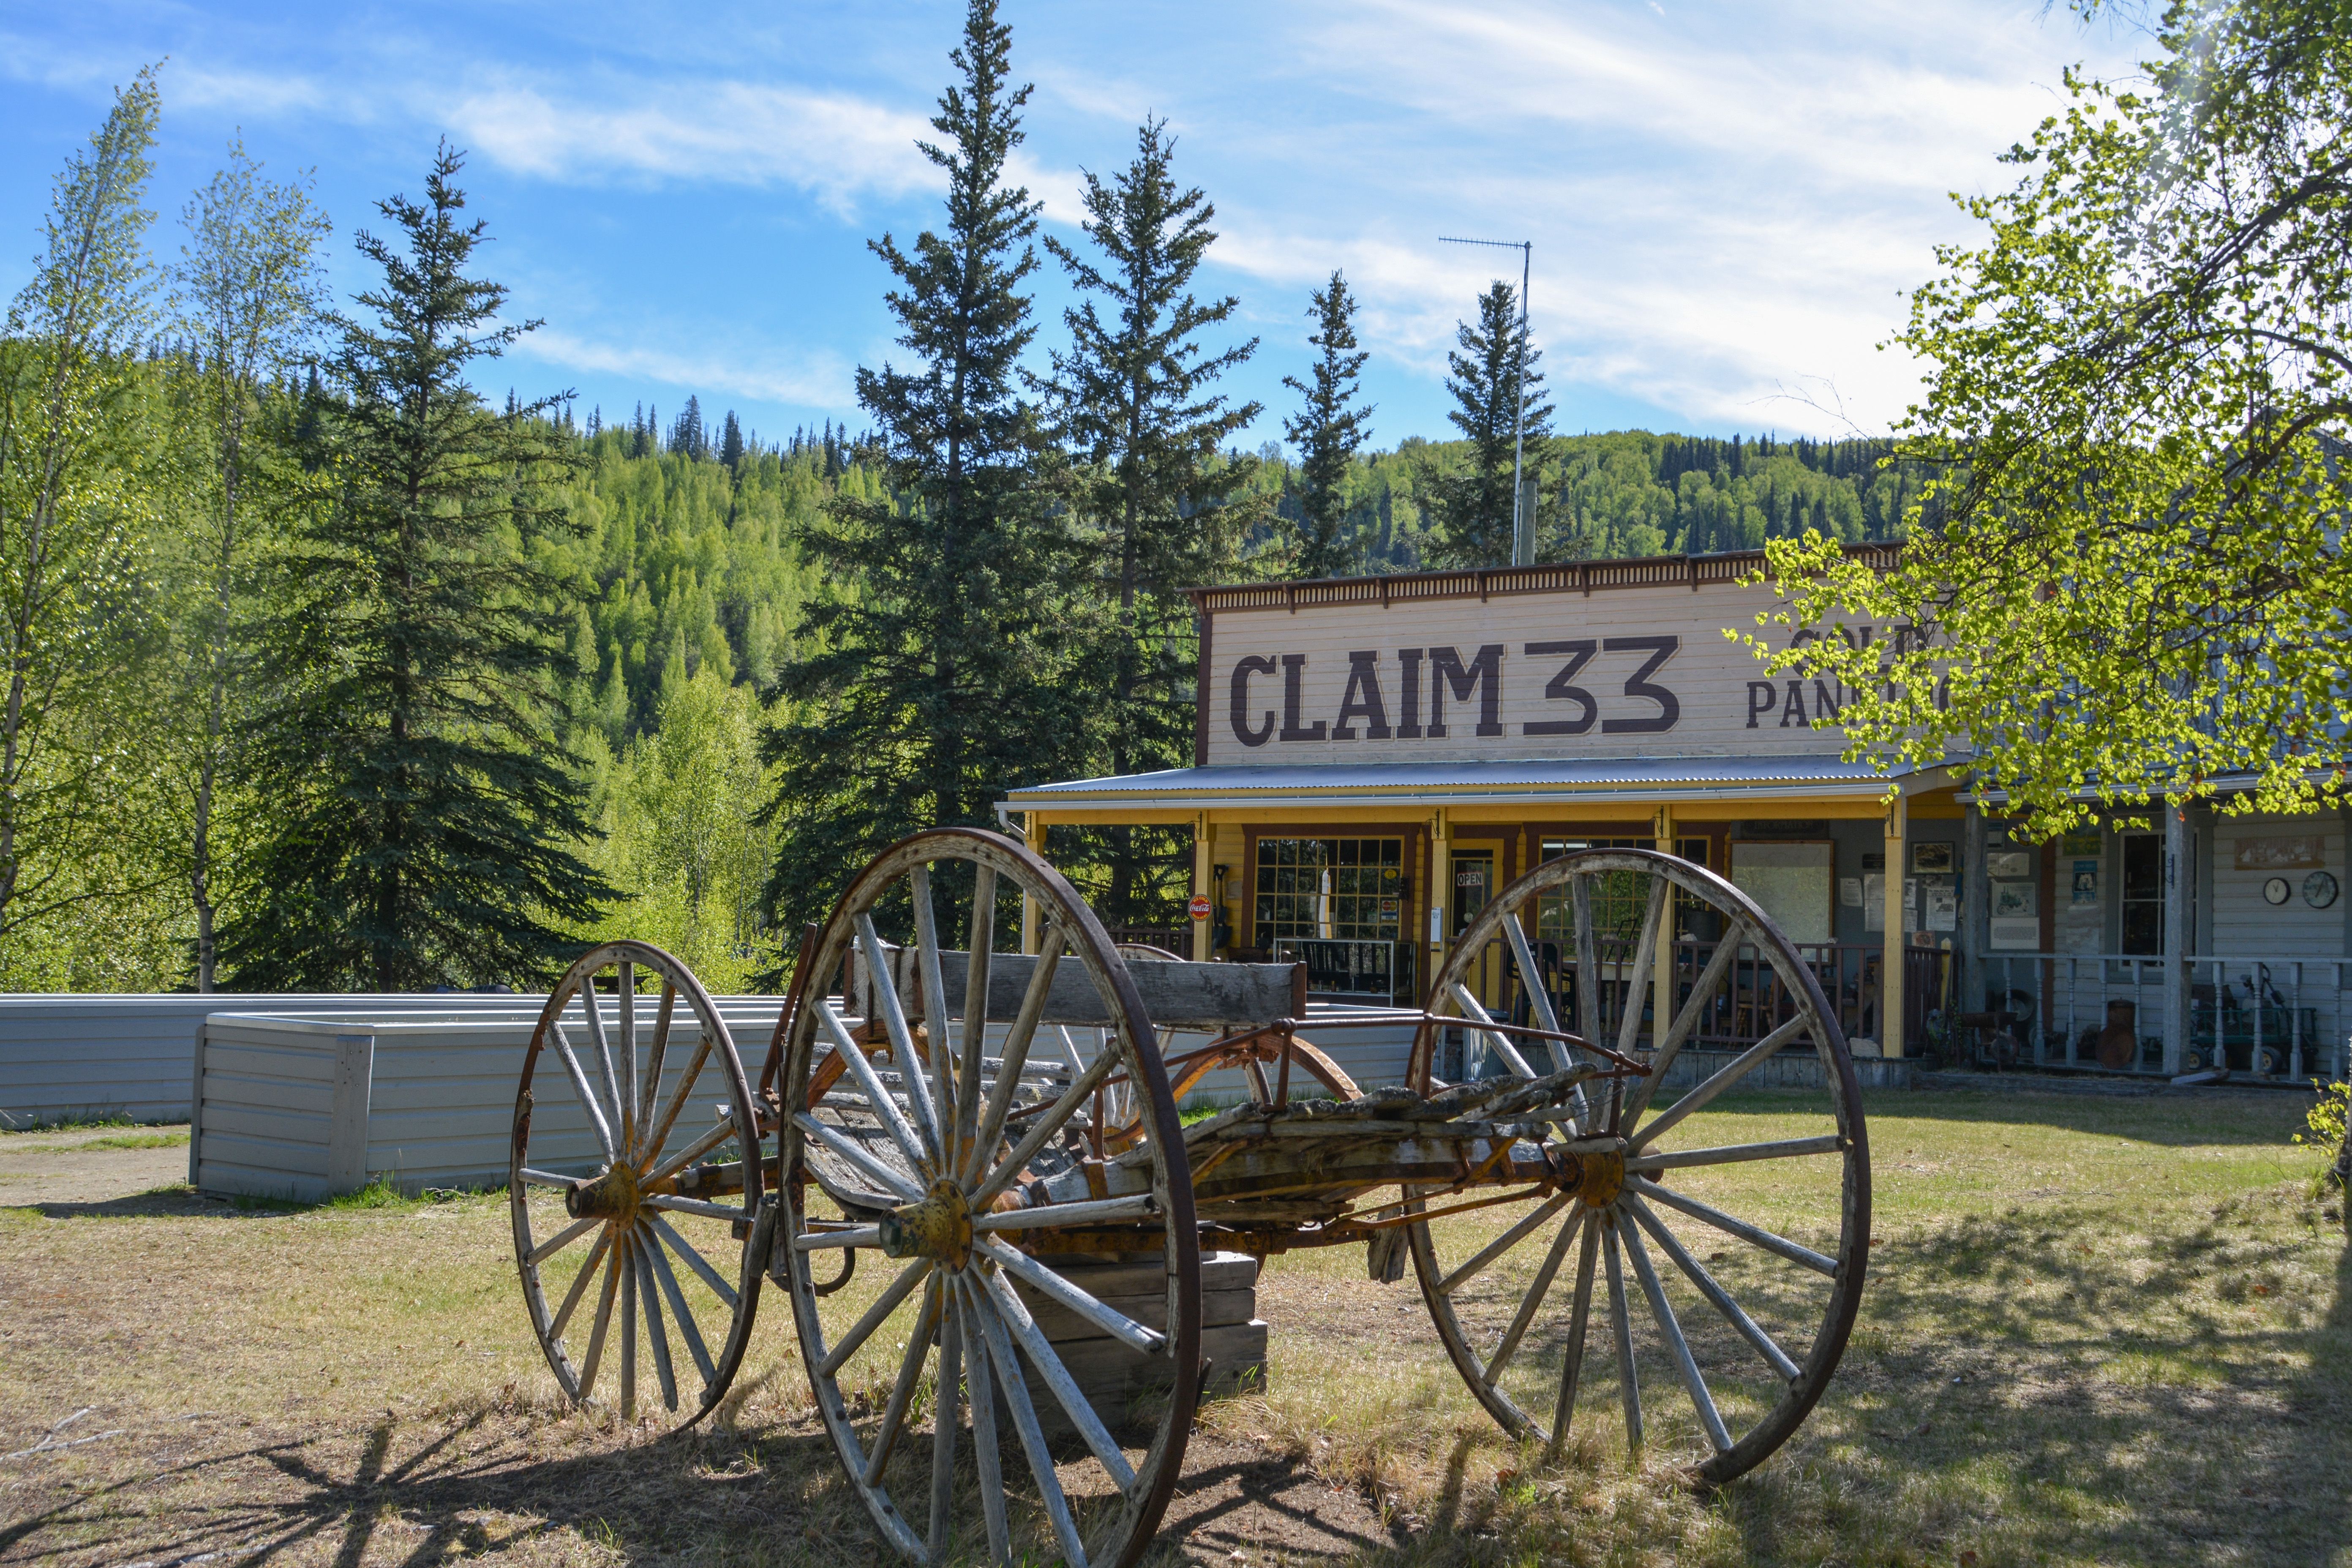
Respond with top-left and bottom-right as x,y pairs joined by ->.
1654,805 -> 1676,1050
1022,811 -> 1044,955
1191,813 -> 1213,962
1428,810 -> 1450,1006
1883,794 -> 1908,1058
1963,802 -> 1988,1019
2163,797 -> 2189,1074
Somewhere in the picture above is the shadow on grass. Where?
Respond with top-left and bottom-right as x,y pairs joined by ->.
1701,1201 -> 2352,1566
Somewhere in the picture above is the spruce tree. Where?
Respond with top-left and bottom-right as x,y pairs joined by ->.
218,145 -> 611,990
762,0 -> 1089,934
719,408 -> 745,470
1281,269 -> 1374,579
1419,280 -> 1553,568
1043,117 -> 1260,921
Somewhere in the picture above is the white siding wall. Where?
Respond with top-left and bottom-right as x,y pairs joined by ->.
2210,817 -> 2345,963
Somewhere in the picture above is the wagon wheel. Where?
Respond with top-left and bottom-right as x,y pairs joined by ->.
510,941 -> 766,1428
1404,848 -> 1869,1484
776,828 -> 1200,1568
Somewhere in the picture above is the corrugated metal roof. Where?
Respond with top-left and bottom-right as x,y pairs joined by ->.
1004,756 -> 1940,810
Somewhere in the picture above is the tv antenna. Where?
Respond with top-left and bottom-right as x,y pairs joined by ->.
1438,236 -> 1533,566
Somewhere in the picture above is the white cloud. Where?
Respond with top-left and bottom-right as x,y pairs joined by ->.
442,74 -> 940,213
518,327 -> 853,411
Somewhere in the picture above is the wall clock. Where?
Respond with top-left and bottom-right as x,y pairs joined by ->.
2263,876 -> 2291,905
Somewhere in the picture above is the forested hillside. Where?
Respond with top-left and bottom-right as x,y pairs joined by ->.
0,27 -> 1925,996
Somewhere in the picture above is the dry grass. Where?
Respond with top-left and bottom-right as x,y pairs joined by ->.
1,1082 -> 2344,1567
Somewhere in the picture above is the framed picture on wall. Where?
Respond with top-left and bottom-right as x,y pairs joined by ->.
1993,880 -> 2037,918
1911,842 -> 1954,875
1987,848 -> 2034,880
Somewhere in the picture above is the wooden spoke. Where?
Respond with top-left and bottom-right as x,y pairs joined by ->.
1627,1134 -> 1845,1173
619,959 -> 639,1156
642,1112 -> 739,1186
547,1024 -> 617,1163
971,1277 -> 1090,1568
1625,1175 -> 1838,1275
576,1237 -> 622,1403
637,1029 -> 714,1176
969,1046 -> 1121,1209
1437,1192 -> 1575,1297
906,866 -> 955,1156
518,1167 -> 581,1189
1619,922 -> 1748,1126
817,1255 -> 933,1379
1483,1207 -> 1586,1386
639,984 -> 676,1136
958,864 -> 996,1176
633,1229 -> 681,1413
1623,1193 -> 1800,1381
1630,1011 -> 1814,1149
816,995 -> 933,1178
1448,982 -> 1537,1078
956,1278 -> 1014,1568
978,1235 -> 1166,1353
647,1213 -> 740,1311
1614,877 -> 1671,1064
972,1193 -> 1155,1232
928,1281 -> 964,1561
1618,1203 -> 1733,1453
794,1112 -> 924,1202
580,991 -> 627,1158
1550,1213 -> 1602,1451
1571,873 -> 1603,1046
549,1226 -> 614,1342
855,916 -> 945,1162
1604,1217 -> 1642,1452
525,1214 -> 600,1266
963,922 -> 1068,1186
619,1229 -> 639,1420
641,1220 -> 717,1389
863,1275 -> 943,1486
977,1263 -> 1139,1494
1501,913 -> 1567,1069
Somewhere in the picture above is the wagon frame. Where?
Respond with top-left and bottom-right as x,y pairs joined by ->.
507,827 -> 1871,1568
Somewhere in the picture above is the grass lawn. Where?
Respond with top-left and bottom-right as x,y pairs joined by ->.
0,1080 -> 2343,1567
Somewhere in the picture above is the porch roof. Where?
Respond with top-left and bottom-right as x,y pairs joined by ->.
1002,756 -> 1950,815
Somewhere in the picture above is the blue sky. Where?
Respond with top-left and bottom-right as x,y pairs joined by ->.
1,1 -> 2146,451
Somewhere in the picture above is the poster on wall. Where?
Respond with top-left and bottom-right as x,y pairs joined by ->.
1862,872 -> 1883,932
1840,877 -> 1862,908
2071,860 -> 2099,903
1989,915 -> 2041,949
1994,881 -> 2037,918
1925,887 -> 1958,931
2234,835 -> 2322,870
1987,848 -> 2034,880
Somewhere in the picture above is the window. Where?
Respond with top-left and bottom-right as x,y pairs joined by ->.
1536,836 -> 1712,946
1254,837 -> 1406,944
2120,834 -> 2164,954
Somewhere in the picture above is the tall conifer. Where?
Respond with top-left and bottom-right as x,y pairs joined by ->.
218,145 -> 610,990
1420,280 -> 1553,568
1282,270 -> 1373,579
1044,117 -> 1260,920
762,0 -> 1087,933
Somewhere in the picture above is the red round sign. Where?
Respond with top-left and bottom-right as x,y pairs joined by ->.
1188,894 -> 1213,921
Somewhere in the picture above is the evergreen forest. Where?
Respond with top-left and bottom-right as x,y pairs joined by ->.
0,17 -> 1914,996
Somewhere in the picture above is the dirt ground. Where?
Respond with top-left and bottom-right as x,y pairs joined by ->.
0,1127 -> 187,1208
2,1083 -> 2345,1568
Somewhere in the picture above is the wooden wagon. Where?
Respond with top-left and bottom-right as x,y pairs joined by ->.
508,829 -> 1871,1568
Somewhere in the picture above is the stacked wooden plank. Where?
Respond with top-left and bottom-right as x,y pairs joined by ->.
1005,1251 -> 1267,1436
